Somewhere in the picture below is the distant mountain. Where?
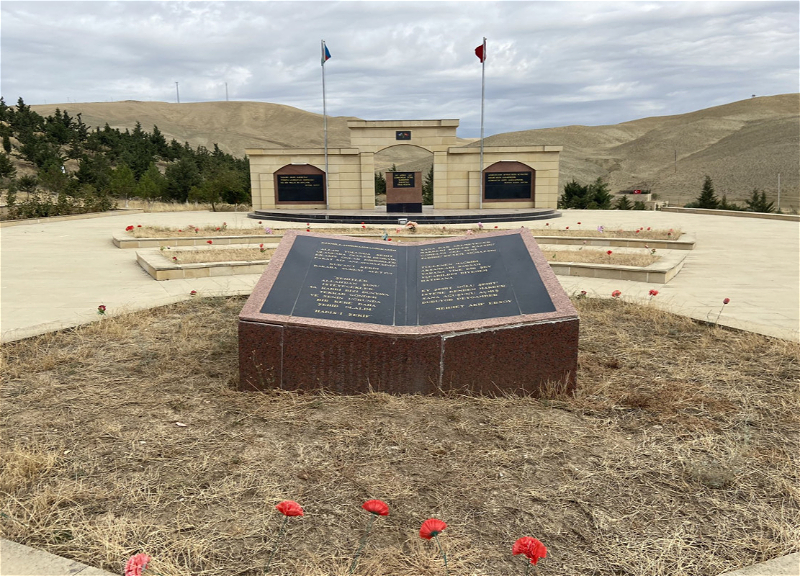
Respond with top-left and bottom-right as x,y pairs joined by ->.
31,94 -> 799,209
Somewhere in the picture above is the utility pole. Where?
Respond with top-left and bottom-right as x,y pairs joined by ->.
225,82 -> 229,102
175,82 -> 180,104
674,149 -> 677,173
777,173 -> 781,212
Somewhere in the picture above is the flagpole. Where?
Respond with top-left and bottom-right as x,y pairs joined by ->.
479,37 -> 486,210
322,39 -> 329,210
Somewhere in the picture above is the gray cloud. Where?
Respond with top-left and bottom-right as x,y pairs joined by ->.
2,1 -> 797,137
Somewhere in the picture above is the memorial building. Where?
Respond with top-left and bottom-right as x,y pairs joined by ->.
246,119 -> 562,212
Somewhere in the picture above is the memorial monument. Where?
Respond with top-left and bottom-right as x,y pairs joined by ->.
239,229 -> 579,396
385,170 -> 423,213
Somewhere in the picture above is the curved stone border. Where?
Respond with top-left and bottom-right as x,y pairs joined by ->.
1,208 -> 145,228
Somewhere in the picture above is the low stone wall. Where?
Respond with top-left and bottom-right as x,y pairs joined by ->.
661,207 -> 800,222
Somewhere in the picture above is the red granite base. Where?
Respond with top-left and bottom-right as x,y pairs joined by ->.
238,229 -> 579,396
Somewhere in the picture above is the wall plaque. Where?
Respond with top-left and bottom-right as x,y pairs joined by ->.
395,130 -> 411,140
484,171 -> 532,200
276,174 -> 325,202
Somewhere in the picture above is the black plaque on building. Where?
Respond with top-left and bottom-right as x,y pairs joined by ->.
395,130 -> 411,140
276,174 -> 325,202
392,172 -> 415,188
484,171 -> 532,200
261,234 -> 555,326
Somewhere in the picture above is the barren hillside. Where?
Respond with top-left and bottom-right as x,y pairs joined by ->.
30,94 -> 799,209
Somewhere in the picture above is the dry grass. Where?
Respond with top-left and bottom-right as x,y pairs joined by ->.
546,250 -> 659,266
168,247 -> 275,264
532,227 -> 681,240
124,200 -> 253,213
1,298 -> 798,576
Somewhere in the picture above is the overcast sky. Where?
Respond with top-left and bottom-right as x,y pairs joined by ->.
1,1 -> 798,137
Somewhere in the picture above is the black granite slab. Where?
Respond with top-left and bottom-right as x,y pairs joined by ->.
277,174 -> 325,202
260,233 -> 555,326
484,172 -> 532,200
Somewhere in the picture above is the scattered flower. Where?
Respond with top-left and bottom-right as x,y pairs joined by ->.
607,250 -> 613,255
715,298 -> 731,326
207,240 -> 213,244
172,256 -> 178,262
466,230 -> 474,235
512,537 -> 547,567
494,225 -> 498,229
137,224 -> 142,228
265,227 -> 273,234
478,222 -> 484,229
649,289 -> 659,297
597,225 -> 605,233
178,229 -> 182,232
125,225 -> 134,232
612,290 -> 622,298
577,221 -> 581,225
97,304 -> 106,315
580,290 -> 587,296
635,229 -> 640,233
350,500 -> 390,574
420,518 -> 447,540
306,228 -> 310,232
647,227 -> 651,231
420,519 -> 449,574
190,290 -> 197,296
258,221 -> 262,224
362,500 -> 390,516
545,223 -> 550,227
566,226 -> 569,230
260,243 -> 266,253
267,500 -> 304,572
124,553 -> 151,576
276,500 -> 304,517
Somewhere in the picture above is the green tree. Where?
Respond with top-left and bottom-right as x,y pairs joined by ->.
632,200 -> 646,210
136,163 -> 166,205
695,176 -> 719,209
109,163 -> 137,202
422,165 -> 433,205
2,134 -> 11,154
614,195 -> 633,210
189,167 -> 247,211
38,163 -> 71,195
744,189 -> 775,213
0,152 -> 16,179
165,157 -> 201,202
374,172 -> 386,197
560,177 -> 612,209
17,174 -> 38,192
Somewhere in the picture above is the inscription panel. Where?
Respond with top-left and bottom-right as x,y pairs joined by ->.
391,172 -> 416,188
484,171 -> 532,200
276,174 -> 325,202
261,234 -> 555,326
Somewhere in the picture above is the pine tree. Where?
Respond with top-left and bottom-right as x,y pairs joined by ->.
744,189 -> 775,213
0,152 -> 16,179
696,176 -> 719,209
614,195 -> 633,210
422,165 -> 434,205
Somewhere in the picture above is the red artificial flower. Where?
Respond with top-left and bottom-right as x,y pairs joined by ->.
172,256 -> 177,261
566,226 -> 570,229
258,221 -> 262,224
512,537 -> 547,565
126,225 -> 134,231
494,225 -> 498,228
577,221 -> 581,224
362,499 -> 390,516
580,290 -> 587,295
723,297 -> 730,305
124,553 -> 150,576
635,230 -> 640,233
137,224 -> 142,227
545,223 -> 549,226
647,227 -> 651,230
649,289 -> 659,297
607,250 -> 613,255
612,290 -> 622,298
419,518 -> 447,540
216,227 -> 220,231
276,500 -> 304,517
178,229 -> 182,232
190,290 -> 197,296
207,240 -> 213,244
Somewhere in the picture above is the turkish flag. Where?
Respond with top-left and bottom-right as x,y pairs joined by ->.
475,42 -> 485,63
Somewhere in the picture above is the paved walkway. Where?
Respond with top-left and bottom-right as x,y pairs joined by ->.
0,208 -> 798,575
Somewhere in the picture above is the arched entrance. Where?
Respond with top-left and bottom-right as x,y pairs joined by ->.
374,144 -> 434,207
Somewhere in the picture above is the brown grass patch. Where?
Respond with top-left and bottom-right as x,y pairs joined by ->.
168,247 -> 275,264
1,298 -> 797,576
546,250 -> 659,266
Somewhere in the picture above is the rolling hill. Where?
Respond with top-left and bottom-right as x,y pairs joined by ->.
30,94 -> 799,209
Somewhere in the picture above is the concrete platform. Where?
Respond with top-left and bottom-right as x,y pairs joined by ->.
0,538 -> 116,575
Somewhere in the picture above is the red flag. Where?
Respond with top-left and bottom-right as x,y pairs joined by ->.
475,40 -> 486,63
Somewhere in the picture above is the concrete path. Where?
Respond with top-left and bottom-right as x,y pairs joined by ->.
0,208 -> 798,576
2,208 -> 798,343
